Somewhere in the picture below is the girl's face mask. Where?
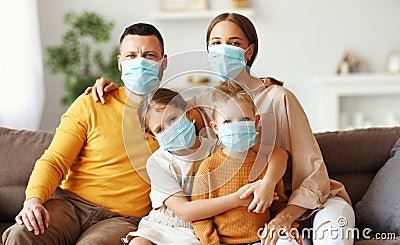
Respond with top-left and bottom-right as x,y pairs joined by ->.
121,57 -> 162,95
155,114 -> 196,152
208,44 -> 248,80
217,121 -> 257,152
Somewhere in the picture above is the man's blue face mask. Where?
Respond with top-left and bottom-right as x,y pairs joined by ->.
217,121 -> 257,152
155,114 -> 196,152
121,57 -> 161,95
208,44 -> 248,81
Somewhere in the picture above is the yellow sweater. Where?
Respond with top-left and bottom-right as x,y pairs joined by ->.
25,87 -> 155,217
192,149 -> 287,244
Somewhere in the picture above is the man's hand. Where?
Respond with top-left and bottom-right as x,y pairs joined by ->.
15,198 -> 50,235
240,180 -> 278,213
84,77 -> 119,104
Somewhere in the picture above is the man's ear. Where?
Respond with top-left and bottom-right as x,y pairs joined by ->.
117,54 -> 122,72
158,54 -> 168,80
209,121 -> 218,135
162,54 -> 168,70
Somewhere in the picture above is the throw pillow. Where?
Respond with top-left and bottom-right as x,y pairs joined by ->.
355,136 -> 400,235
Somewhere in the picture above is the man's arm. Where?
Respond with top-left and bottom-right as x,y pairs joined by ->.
20,95 -> 89,235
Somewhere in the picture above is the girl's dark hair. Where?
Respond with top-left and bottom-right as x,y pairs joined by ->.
206,13 -> 258,67
120,23 -> 164,54
138,88 -> 187,136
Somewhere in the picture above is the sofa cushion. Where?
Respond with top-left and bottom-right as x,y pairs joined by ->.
355,136 -> 400,235
0,127 -> 54,222
315,127 -> 400,205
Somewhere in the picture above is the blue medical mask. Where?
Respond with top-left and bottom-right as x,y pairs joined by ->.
208,44 -> 247,80
121,57 -> 161,95
155,114 -> 196,151
217,121 -> 257,152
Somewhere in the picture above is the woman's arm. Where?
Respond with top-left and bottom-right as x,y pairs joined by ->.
261,204 -> 307,245
164,183 -> 253,222
241,147 -> 288,213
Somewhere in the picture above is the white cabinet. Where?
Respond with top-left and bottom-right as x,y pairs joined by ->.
316,74 -> 400,132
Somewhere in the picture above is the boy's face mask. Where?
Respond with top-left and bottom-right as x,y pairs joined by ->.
155,114 -> 196,151
121,57 -> 161,95
217,121 -> 257,152
208,44 -> 248,80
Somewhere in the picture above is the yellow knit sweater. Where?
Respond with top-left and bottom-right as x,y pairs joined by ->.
25,87 -> 155,217
192,149 -> 287,244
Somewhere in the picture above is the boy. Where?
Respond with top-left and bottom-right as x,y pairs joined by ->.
191,80 -> 293,245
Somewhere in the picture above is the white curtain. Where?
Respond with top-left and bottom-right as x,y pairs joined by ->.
0,0 -> 44,130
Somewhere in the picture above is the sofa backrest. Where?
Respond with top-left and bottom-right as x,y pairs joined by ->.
1,126 -> 399,222
315,126 -> 400,205
0,127 -> 54,222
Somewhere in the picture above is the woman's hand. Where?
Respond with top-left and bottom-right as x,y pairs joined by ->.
84,77 -> 119,104
260,214 -> 298,245
260,205 -> 307,245
240,180 -> 278,213
15,198 -> 50,235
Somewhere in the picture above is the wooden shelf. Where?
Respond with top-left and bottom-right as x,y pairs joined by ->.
151,8 -> 254,21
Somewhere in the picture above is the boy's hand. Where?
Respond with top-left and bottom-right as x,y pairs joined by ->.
84,77 -> 119,104
240,180 -> 278,213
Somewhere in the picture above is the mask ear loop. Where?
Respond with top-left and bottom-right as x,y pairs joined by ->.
244,44 -> 253,64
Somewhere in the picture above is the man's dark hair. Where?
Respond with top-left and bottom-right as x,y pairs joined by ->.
120,23 -> 164,54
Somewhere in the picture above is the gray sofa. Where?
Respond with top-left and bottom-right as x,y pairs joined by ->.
1,126 -> 400,244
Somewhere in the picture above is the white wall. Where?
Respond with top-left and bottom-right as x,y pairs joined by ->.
37,0 -> 400,131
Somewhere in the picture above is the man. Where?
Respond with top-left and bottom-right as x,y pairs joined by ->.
2,23 -> 167,245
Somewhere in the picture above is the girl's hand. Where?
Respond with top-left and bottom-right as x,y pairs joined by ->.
84,77 -> 119,104
240,180 -> 278,213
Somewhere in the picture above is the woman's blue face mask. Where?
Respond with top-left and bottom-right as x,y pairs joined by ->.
208,44 -> 248,80
121,57 -> 162,95
155,114 -> 196,152
217,121 -> 257,152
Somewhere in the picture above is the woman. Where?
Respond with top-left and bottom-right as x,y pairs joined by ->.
87,13 -> 354,245
202,13 -> 354,245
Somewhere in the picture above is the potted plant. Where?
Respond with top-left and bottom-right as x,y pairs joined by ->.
46,11 -> 122,105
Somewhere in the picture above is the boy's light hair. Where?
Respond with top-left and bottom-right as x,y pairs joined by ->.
212,80 -> 256,119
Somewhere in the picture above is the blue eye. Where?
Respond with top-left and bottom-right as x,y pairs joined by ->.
241,117 -> 250,121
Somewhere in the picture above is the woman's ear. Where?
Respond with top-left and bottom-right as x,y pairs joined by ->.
209,121 -> 218,135
244,44 -> 255,64
255,114 -> 261,128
